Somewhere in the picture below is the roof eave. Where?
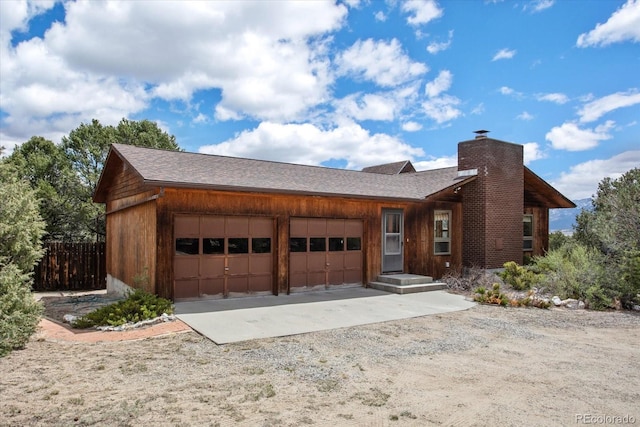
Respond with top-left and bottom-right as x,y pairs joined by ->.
143,180 -> 423,202
423,175 -> 477,202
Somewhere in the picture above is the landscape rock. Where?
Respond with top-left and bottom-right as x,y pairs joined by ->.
552,296 -> 562,306
563,299 -> 580,309
63,314 -> 78,324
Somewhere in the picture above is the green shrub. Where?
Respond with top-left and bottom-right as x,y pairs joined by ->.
499,261 -> 539,291
532,242 -> 607,302
585,285 -> 612,311
617,251 -> 640,309
72,289 -> 173,329
474,283 -> 509,306
0,262 -> 44,357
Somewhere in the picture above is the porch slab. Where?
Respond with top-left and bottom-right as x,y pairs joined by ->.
369,274 -> 446,294
368,281 -> 447,294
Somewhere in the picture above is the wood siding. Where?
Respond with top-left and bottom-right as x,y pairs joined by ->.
154,188 -> 462,299
524,206 -> 549,258
105,192 -> 158,294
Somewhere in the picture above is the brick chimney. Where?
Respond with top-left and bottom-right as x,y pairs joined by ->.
458,131 -> 524,269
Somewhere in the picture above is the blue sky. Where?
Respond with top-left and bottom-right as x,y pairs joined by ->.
1,0 -> 639,200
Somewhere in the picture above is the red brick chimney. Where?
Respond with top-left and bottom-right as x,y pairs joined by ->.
458,131 -> 524,269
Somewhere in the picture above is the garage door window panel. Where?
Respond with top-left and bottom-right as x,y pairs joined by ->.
203,238 -> 224,255
329,237 -> 344,251
228,238 -> 249,254
252,238 -> 271,254
176,238 -> 199,255
289,238 -> 307,252
347,237 -> 361,251
310,237 -> 326,252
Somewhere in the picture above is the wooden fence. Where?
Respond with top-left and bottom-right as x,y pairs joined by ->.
33,242 -> 106,291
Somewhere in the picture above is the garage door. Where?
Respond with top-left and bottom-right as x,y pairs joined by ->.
174,215 -> 273,299
289,218 -> 363,289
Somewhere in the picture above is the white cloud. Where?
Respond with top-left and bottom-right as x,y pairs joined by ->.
402,121 -> 423,132
334,93 -> 399,121
578,90 -> 640,123
421,70 -> 460,124
0,0 -> 55,41
413,155 -> 457,170
500,86 -> 515,95
522,142 -> 546,164
471,103 -> 485,115
401,0 -> 443,26
198,121 -> 424,170
422,95 -> 462,124
0,1 -> 348,144
517,111 -> 534,120
536,92 -> 569,104
545,121 -> 615,151
551,150 -> 640,199
576,0 -> 640,47
492,48 -> 516,61
336,38 -> 428,87
525,0 -> 554,13
427,30 -> 453,54
425,70 -> 452,98
374,11 -> 387,22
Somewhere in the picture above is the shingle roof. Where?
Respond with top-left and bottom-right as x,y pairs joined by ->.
362,160 -> 416,175
98,143 -> 475,202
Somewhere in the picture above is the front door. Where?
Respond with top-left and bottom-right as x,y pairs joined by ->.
382,209 -> 403,273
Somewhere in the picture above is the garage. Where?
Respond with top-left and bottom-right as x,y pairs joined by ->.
289,218 -> 363,289
174,215 -> 273,299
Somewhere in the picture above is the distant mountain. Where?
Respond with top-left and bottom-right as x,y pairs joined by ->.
549,198 -> 592,234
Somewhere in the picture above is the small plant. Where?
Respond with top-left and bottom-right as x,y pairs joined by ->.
499,261 -> 539,291
72,289 -> 173,328
474,283 -> 509,306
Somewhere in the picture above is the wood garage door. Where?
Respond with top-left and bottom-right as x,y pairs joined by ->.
174,215 -> 273,299
289,218 -> 363,289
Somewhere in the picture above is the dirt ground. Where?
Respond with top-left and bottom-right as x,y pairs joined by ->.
1,297 -> 639,426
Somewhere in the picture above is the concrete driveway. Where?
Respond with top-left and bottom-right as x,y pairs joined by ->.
175,287 -> 475,344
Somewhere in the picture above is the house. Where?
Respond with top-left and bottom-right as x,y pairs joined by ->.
93,133 -> 575,300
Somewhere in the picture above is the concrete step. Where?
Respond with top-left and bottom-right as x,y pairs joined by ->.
368,281 -> 447,295
376,274 -> 433,286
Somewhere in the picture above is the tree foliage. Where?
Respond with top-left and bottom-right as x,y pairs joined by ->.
573,168 -> 640,308
7,137 -> 90,241
0,262 -> 44,357
575,168 -> 640,255
0,161 -> 45,356
0,162 -> 46,272
8,118 -> 180,242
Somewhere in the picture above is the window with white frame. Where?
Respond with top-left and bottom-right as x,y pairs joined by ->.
434,210 -> 451,255
523,214 -> 533,251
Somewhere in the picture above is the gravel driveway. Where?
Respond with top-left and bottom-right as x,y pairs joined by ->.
1,303 -> 639,426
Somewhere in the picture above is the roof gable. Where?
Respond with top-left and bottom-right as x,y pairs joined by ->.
362,160 -> 416,175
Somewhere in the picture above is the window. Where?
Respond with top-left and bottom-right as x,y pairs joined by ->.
203,238 -> 224,254
346,237 -> 361,251
252,238 -> 271,254
434,211 -> 451,255
175,238 -> 199,255
328,237 -> 344,251
309,237 -> 326,252
523,215 -> 533,251
228,238 -> 249,254
289,238 -> 307,252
